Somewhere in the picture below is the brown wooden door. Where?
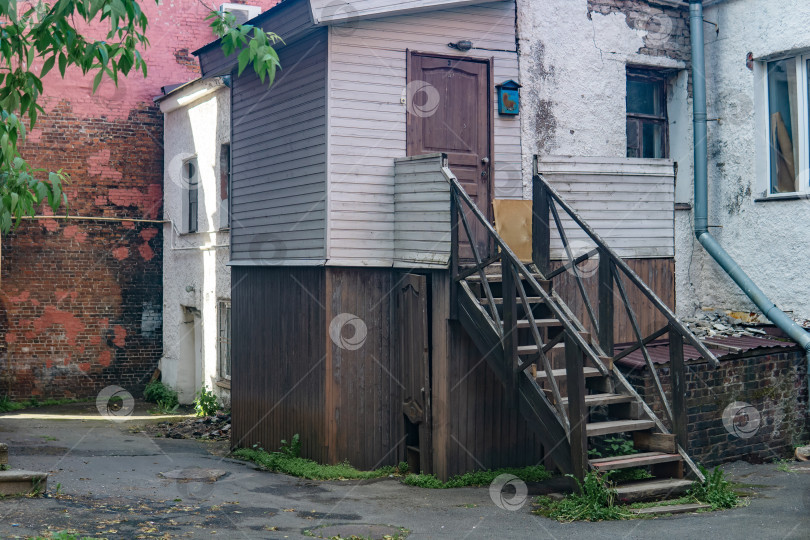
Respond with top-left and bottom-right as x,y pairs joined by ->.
407,52 -> 492,260
396,273 -> 432,474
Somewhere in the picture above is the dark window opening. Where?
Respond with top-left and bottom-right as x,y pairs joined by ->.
220,143 -> 230,228
626,69 -> 669,159
184,159 -> 198,233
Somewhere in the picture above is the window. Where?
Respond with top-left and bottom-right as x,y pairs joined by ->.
183,158 -> 199,233
217,300 -> 231,380
763,55 -> 810,194
219,143 -> 230,229
626,69 -> 669,159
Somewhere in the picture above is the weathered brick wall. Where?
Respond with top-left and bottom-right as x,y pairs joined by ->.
587,0 -> 692,63
625,350 -> 809,467
0,0 -> 278,400
0,105 -> 164,400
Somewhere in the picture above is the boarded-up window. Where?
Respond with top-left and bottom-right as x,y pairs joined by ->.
626,69 -> 669,159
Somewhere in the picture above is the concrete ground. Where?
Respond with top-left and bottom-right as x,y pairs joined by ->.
0,402 -> 808,539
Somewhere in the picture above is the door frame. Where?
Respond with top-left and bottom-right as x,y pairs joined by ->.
405,50 -> 495,227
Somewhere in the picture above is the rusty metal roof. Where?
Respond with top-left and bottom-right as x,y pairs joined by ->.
615,335 -> 798,369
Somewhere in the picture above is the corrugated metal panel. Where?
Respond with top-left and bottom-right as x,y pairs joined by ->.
326,0 -> 520,265
197,0 -> 315,77
616,335 -> 796,369
538,157 -> 676,259
230,28 -> 328,264
393,154 -> 451,267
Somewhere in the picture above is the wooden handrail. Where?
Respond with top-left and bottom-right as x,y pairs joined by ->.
442,164 -> 609,376
532,168 -> 720,367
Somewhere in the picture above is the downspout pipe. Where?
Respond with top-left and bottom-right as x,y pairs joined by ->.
689,0 -> 810,396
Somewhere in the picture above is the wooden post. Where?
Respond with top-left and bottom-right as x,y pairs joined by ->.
565,332 -> 588,484
449,190 -> 459,320
669,323 -> 688,452
502,257 -> 518,393
532,176 -> 550,276
597,249 -> 614,357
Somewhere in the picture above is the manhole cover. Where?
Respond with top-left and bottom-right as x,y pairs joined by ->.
159,467 -> 227,481
311,524 -> 406,539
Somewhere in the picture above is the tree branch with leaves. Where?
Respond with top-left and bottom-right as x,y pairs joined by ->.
0,0 -> 280,235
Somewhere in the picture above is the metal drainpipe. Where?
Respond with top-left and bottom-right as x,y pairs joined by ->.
689,0 -> 810,405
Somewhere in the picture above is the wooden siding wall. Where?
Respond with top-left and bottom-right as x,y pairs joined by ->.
393,154 -> 451,267
230,267 -> 327,462
539,157 -> 676,259
310,0 -> 498,24
327,1 -> 520,265
431,272 -> 545,479
549,257 -> 675,346
230,28 -> 329,264
324,268 -> 405,469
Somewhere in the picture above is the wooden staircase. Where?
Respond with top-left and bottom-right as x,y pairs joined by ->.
444,156 -> 720,503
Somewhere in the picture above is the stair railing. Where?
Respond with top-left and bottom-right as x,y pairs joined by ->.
444,160 -> 610,434
532,155 -> 719,457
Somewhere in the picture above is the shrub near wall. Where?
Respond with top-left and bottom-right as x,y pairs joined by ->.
624,349 -> 809,466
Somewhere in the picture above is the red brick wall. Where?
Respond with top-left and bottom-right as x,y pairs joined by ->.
625,350 -> 809,467
0,0 -> 278,400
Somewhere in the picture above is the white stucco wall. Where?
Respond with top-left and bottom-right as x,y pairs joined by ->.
671,0 -> 810,322
159,79 -> 232,405
516,0 -> 810,322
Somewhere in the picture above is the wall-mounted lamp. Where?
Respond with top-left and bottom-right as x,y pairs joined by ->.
185,285 -> 195,293
448,40 -> 473,52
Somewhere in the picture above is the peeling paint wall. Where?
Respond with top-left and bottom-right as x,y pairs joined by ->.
0,1 -> 278,401
674,0 -> 810,321
160,81 -> 231,405
517,0 -> 691,198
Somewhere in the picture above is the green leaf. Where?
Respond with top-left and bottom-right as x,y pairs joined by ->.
58,52 -> 67,77
237,47 -> 250,76
40,55 -> 55,77
92,69 -> 103,93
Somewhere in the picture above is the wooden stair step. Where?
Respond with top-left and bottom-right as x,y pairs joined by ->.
614,478 -> 694,503
467,274 -> 551,288
629,502 -> 710,515
517,343 -> 564,355
515,318 -> 562,329
535,367 -> 601,381
480,297 -> 545,305
589,451 -> 682,471
586,419 -> 655,437
561,393 -> 633,407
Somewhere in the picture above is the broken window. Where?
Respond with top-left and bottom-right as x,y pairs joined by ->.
626,69 -> 669,159
183,158 -> 199,233
218,300 -> 231,380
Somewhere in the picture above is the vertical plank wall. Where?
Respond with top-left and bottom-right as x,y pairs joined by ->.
432,272 -> 545,479
230,267 -> 328,462
327,0 -> 520,265
325,267 -> 406,469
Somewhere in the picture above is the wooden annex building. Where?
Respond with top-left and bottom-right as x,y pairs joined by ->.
194,0 -> 691,488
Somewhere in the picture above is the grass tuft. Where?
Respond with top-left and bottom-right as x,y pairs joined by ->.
402,465 -> 551,489
232,435 -> 398,480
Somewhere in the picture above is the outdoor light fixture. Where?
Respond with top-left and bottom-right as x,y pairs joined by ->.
185,285 -> 195,292
448,40 -> 473,52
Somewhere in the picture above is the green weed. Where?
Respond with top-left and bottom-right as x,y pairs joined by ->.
402,465 -> 551,489
533,471 -> 630,522
193,385 -> 219,417
143,380 -> 179,409
232,435 -> 396,481
688,466 -> 739,510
